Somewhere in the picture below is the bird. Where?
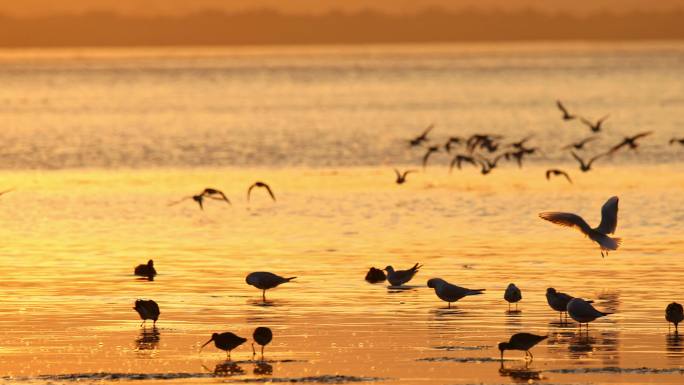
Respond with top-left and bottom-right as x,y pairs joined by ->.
476,153 -> 506,175
365,267 -> 386,283
247,181 -> 276,202
508,135 -> 533,150
168,188 -> 231,210
466,134 -> 501,153
580,115 -> 609,133
571,151 -> 606,172
134,259 -> 157,279
539,196 -> 620,258
426,278 -> 485,308
504,283 -> 522,311
545,169 -> 572,184
449,154 -> 477,172
546,288 -> 580,322
252,327 -> 273,359
133,299 -> 160,327
567,298 -> 611,329
422,146 -> 440,169
498,333 -> 548,361
245,272 -> 296,301
444,136 -> 464,153
409,124 -> 434,147
666,302 -> 684,333
608,132 -> 653,154
384,263 -> 421,286
556,100 -> 576,121
200,332 -> 247,358
563,136 -> 598,151
394,169 -> 416,184
669,138 -> 684,146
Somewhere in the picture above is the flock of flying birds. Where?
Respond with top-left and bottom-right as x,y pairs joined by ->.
395,100 -> 684,185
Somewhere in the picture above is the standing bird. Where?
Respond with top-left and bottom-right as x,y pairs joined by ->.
247,181 -> 276,202
365,267 -> 386,283
385,263 -> 421,286
133,299 -> 160,327
409,124 -> 434,147
504,283 -> 522,312
567,298 -> 611,329
545,169 -> 572,184
580,115 -> 609,133
168,188 -> 231,210
394,169 -> 416,184
666,302 -> 684,333
546,288 -> 580,322
498,333 -> 548,361
252,327 -> 273,359
200,332 -> 247,359
134,259 -> 157,279
422,146 -> 440,169
571,151 -> 606,172
608,132 -> 653,154
563,136 -> 598,151
556,100 -> 576,121
539,196 -> 620,257
426,278 -> 485,308
245,272 -> 296,301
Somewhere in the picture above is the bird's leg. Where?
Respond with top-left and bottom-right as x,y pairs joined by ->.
261,346 -> 265,360
252,343 -> 256,357
140,320 -> 145,328
508,303 -> 510,312
262,290 -> 266,302
515,303 -> 518,311
448,302 -> 451,309
559,312 -> 563,324
227,350 -> 231,360
528,350 -> 534,362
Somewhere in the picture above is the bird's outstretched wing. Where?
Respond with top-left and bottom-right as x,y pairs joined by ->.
539,212 -> 592,235
579,117 -> 593,128
247,184 -> 256,202
394,168 -> 401,179
262,184 -> 276,202
420,124 -> 434,138
570,151 -> 585,167
596,196 -> 619,234
632,131 -> 653,141
609,141 -> 628,154
556,100 -> 569,115
561,171 -> 573,184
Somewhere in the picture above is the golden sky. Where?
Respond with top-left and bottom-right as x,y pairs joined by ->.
3,0 -> 684,17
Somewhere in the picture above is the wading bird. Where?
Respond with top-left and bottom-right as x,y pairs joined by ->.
545,169 -> 572,184
563,136 -> 598,151
546,288 -> 584,323
394,169 -> 416,184
666,302 -> 684,333
245,272 -> 296,301
168,188 -> 231,210
409,124 -> 434,147
539,196 -> 620,257
247,181 -> 276,202
252,327 -> 273,359
504,283 -> 522,311
609,132 -> 653,154
426,278 -> 485,308
567,298 -> 612,330
133,299 -> 160,327
556,100 -> 576,121
571,151 -> 606,172
134,259 -> 157,279
365,267 -> 386,283
200,332 -> 247,359
580,115 -> 609,133
498,333 -> 548,361
385,263 -> 421,286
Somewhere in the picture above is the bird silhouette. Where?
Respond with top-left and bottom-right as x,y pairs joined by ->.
539,196 -> 620,257
247,182 -> 276,202
449,154 -> 477,172
666,302 -> 684,334
409,124 -> 434,146
556,100 -> 576,121
422,146 -> 440,169
168,188 -> 231,210
545,169 -> 572,184
246,272 -> 296,301
444,136 -> 464,153
567,298 -> 612,330
563,136 -> 598,151
508,135 -> 533,150
133,299 -> 160,327
571,151 -> 606,172
498,333 -> 548,361
504,283 -> 522,312
669,138 -> 684,146
608,132 -> 653,154
252,327 -> 273,359
385,263 -> 421,286
365,267 -> 386,283
394,169 -> 416,184
426,278 -> 484,308
476,153 -> 506,175
546,288 -> 592,323
580,115 -> 609,133
200,332 -> 247,359
134,259 -> 157,280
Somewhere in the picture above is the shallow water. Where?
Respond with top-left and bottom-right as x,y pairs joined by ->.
1,43 -> 684,385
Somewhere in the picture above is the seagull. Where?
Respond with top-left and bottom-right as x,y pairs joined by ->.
556,100 -> 576,121
365,267 -> 386,283
571,151 -> 606,172
498,333 -> 548,361
245,272 -> 296,301
134,259 -> 157,279
422,146 -> 440,169
385,263 -> 421,286
247,181 -> 276,202
504,283 -> 522,311
449,154 -> 477,172
444,136 -> 464,153
580,115 -> 609,133
426,278 -> 485,308
168,188 -> 232,210
200,332 -> 247,358
409,124 -> 434,146
545,288 -> 592,323
563,136 -> 598,151
252,327 -> 273,359
394,169 -> 416,184
669,138 -> 684,146
567,298 -> 612,329
666,302 -> 684,333
133,299 -> 160,327
608,132 -> 653,154
545,169 -> 572,184
539,196 -> 620,257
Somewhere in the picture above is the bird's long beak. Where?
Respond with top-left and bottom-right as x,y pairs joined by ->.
199,338 -> 213,352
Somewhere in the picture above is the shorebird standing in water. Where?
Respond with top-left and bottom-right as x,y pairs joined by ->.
608,131 -> 653,154
385,263 -> 421,286
580,115 -> 609,133
409,124 -> 434,147
134,259 -> 157,280
666,302 -> 684,333
567,298 -> 612,330
563,136 -> 598,151
426,278 -> 485,308
498,333 -> 548,361
394,169 -> 416,184
247,181 -> 276,202
556,100 -> 576,121
168,188 -> 231,210
133,299 -> 160,327
539,196 -> 620,257
545,169 -> 572,184
200,332 -> 247,358
365,267 -> 386,283
246,272 -> 296,301
252,327 -> 273,359
504,283 -> 522,312
571,151 -> 606,172
546,288 -> 587,323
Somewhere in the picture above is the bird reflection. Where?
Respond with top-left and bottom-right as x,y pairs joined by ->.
666,333 -> 683,356
568,332 -> 596,359
135,327 -> 160,351
203,361 -> 245,376
499,362 -> 542,383
253,361 -> 273,375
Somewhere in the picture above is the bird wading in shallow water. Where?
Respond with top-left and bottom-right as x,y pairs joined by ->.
385,263 -> 421,286
498,333 -> 548,361
567,298 -> 612,330
200,332 -> 247,359
546,288 -> 592,323
133,299 -> 160,327
245,272 -> 296,301
504,283 -> 522,312
666,302 -> 684,333
134,259 -> 157,280
252,327 -> 273,359
426,278 -> 485,308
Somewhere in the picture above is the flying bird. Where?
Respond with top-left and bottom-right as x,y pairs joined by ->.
666,302 -> 684,333
409,124 -> 434,146
449,154 -> 477,172
422,146 -> 440,169
200,332 -> 247,358
556,100 -> 576,121
247,181 -> 276,202
168,188 -> 231,210
252,327 -> 273,359
545,169 -> 572,184
476,153 -> 506,175
580,115 -> 609,133
571,151 -> 606,172
567,298 -> 612,329
394,169 -> 416,184
426,278 -> 485,308
245,272 -> 296,301
669,138 -> 684,146
133,299 -> 160,327
504,283 -> 522,312
444,136 -> 464,153
563,136 -> 598,151
539,196 -> 620,257
134,259 -> 157,279
608,132 -> 653,154
385,263 -> 421,286
498,333 -> 547,361
507,135 -> 533,150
